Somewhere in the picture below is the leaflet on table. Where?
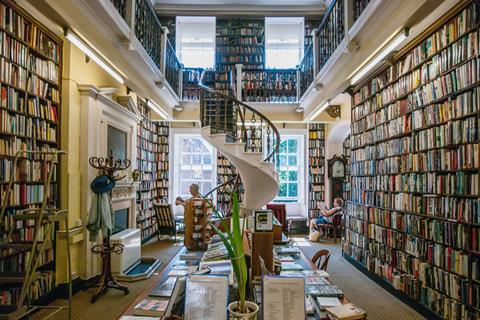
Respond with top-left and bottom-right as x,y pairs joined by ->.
262,275 -> 306,320
184,274 -> 229,320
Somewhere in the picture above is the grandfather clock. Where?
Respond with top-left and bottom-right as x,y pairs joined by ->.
328,155 -> 347,204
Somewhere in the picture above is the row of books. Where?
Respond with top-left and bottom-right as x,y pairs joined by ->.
27,74 -> 59,103
0,135 -> 55,158
0,270 -> 54,306
0,110 -> 57,140
308,123 -> 325,212
0,30 -> 28,67
217,27 -> 264,36
0,158 -> 56,182
0,247 -> 53,272
216,37 -> 263,45
375,143 -> 478,174
217,46 -> 263,54
26,98 -> 58,122
242,93 -> 297,103
1,85 -> 24,111
0,183 -> 56,206
217,55 -> 263,64
1,56 -> 27,89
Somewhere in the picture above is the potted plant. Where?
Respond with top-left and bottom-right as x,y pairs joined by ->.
206,192 -> 259,319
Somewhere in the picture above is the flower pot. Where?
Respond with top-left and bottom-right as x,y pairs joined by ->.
228,301 -> 259,320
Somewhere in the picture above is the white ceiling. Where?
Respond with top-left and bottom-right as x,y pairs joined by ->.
154,0 -> 327,5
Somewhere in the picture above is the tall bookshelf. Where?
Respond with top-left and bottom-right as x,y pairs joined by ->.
308,123 -> 325,218
242,69 -> 297,103
0,0 -> 62,310
216,18 -> 265,81
342,134 -> 351,201
343,2 -> 480,319
216,152 -> 243,212
136,99 -> 169,243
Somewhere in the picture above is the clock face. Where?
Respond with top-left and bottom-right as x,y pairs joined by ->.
332,160 -> 344,178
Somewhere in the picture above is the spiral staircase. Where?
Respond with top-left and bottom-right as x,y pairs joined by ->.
198,71 -> 280,212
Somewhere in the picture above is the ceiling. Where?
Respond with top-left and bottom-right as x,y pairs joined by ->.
154,0 -> 328,16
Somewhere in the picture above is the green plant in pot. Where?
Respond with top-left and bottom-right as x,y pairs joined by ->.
206,192 -> 259,320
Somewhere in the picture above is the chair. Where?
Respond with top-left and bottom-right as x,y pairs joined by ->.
317,212 -> 343,243
153,203 -> 177,241
266,204 -> 287,231
311,249 -> 331,271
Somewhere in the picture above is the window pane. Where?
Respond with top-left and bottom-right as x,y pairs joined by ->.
288,183 -> 298,197
192,167 -> 203,179
288,170 -> 298,181
203,154 -> 213,164
192,154 -> 201,164
181,170 -> 192,180
288,155 -> 297,166
181,154 -> 191,164
279,171 -> 287,181
181,181 -> 191,195
288,139 -> 297,153
203,170 -> 213,180
279,141 -> 287,153
278,183 -> 287,197
279,155 -> 287,166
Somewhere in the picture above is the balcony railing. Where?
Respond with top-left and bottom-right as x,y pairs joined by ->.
298,44 -> 314,98
317,0 -> 345,72
353,0 -> 372,24
165,40 -> 181,96
134,0 -> 163,69
110,0 -> 127,20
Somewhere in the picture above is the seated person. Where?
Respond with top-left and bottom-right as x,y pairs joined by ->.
308,198 -> 344,241
175,183 -> 200,207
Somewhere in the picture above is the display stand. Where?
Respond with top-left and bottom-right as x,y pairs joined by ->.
86,152 -> 130,303
184,198 -> 210,250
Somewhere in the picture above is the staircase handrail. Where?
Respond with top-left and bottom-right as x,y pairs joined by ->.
198,70 -> 280,163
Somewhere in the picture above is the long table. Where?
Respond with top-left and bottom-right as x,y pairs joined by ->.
122,243 -> 352,319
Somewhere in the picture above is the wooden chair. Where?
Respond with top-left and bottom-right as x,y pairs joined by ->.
317,213 -> 343,243
153,203 -> 177,241
311,249 -> 331,271
266,204 -> 287,231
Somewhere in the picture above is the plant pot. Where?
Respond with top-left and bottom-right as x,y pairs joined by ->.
228,301 -> 259,320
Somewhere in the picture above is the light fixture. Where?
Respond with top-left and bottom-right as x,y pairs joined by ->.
307,99 -> 330,121
295,106 -> 304,113
350,28 -> 409,85
65,29 -> 124,84
146,99 -> 170,120
174,105 -> 184,112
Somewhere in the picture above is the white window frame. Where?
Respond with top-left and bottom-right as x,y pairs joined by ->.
176,16 -> 216,68
172,132 -> 217,215
265,17 -> 304,69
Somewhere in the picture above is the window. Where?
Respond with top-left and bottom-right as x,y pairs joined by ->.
173,134 -> 216,202
265,17 -> 304,69
176,16 -> 215,68
273,135 -> 304,203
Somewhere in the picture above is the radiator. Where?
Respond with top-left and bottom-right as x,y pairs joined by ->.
110,228 -> 141,275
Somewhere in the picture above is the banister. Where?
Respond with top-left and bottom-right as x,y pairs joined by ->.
198,70 -> 280,163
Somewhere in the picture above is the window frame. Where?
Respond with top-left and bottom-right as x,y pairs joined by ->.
265,17 -> 305,69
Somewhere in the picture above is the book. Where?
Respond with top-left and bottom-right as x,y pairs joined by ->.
306,283 -> 334,295
149,277 -> 177,298
280,262 -> 303,271
308,284 -> 343,298
316,297 -> 342,310
326,303 -> 366,320
133,298 -> 169,317
302,270 -> 330,280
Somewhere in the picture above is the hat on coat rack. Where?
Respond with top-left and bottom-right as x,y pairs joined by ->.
90,175 -> 116,194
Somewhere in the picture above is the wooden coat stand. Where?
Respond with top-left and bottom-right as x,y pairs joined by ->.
86,152 -> 130,303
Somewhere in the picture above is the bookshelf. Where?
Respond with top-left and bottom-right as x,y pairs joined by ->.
182,67 -> 203,101
216,152 -> 244,212
136,99 -> 169,244
342,134 -> 351,201
0,0 -> 62,310
242,69 -> 297,103
308,123 -> 325,218
215,18 -> 265,84
343,2 -> 480,319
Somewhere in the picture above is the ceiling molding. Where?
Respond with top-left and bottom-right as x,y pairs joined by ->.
154,4 -> 326,16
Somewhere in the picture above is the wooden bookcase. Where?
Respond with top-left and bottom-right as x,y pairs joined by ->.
308,123 -> 325,218
342,134 -> 351,201
216,152 -> 244,212
215,18 -> 265,73
242,69 -> 297,103
184,198 -> 210,249
0,0 -> 62,309
136,99 -> 169,244
344,2 -> 480,319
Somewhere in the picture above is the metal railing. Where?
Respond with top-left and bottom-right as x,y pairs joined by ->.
134,0 -> 163,69
165,40 -> 181,96
298,44 -> 314,98
110,0 -> 127,19
198,70 -> 280,164
353,0 -> 372,24
317,0 -> 345,72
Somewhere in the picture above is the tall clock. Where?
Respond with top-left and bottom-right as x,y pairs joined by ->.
327,155 -> 347,204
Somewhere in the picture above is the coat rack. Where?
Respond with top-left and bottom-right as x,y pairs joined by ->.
86,151 -> 131,303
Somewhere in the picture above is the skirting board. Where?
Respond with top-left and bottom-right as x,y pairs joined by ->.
342,253 -> 443,320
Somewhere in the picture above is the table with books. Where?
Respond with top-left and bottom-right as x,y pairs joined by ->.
120,236 -> 366,320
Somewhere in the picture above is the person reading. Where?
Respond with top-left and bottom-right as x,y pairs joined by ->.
308,198 -> 344,241
175,183 -> 200,207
